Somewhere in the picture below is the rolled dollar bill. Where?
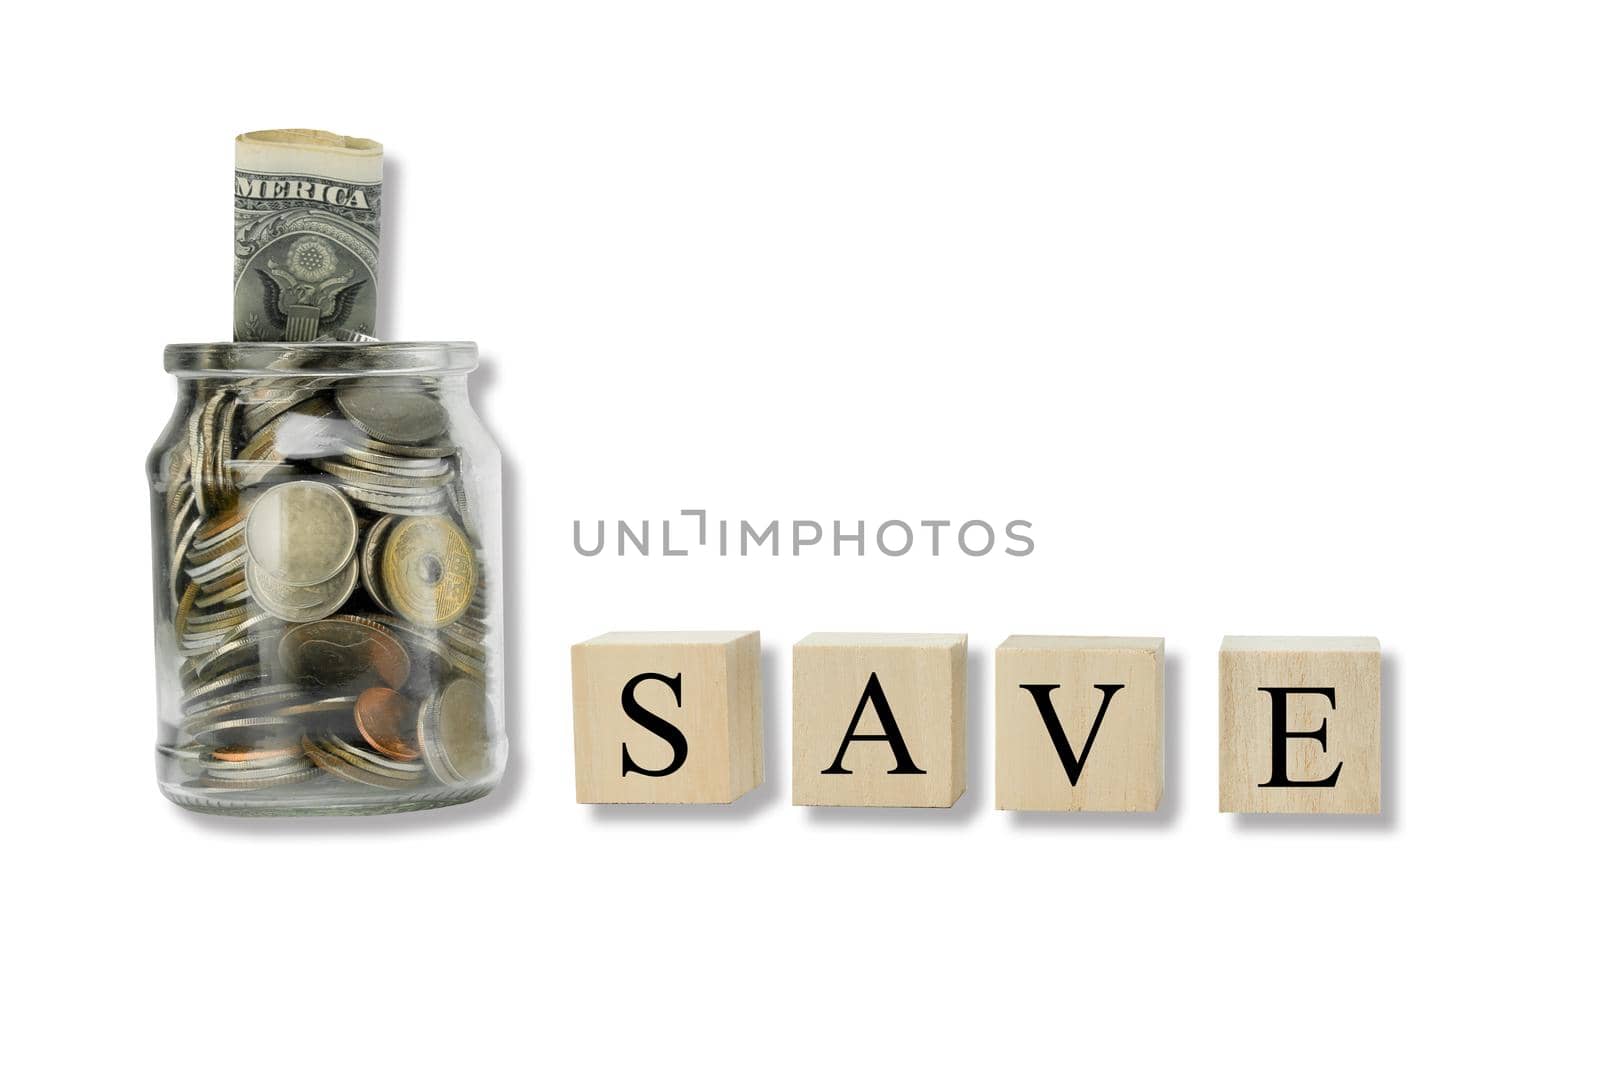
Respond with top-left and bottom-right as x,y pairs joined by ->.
234,130 -> 382,342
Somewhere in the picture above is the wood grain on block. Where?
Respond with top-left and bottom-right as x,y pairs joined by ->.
792,633 -> 967,808
1219,636 -> 1381,814
571,631 -> 763,804
995,636 -> 1164,812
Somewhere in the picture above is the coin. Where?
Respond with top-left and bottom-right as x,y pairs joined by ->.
312,458 -> 457,490
193,507 -> 245,550
246,556 -> 358,623
193,633 -> 270,681
180,680 -> 300,717
354,687 -> 419,761
340,449 -> 451,475
362,437 -> 456,459
381,515 -> 476,628
321,732 -> 425,780
174,582 -> 199,637
210,744 -> 303,763
383,618 -> 487,682
341,484 -> 450,514
301,734 -> 414,789
184,714 -> 296,745
169,515 -> 201,607
335,383 -> 448,445
244,480 -> 358,586
181,664 -> 265,705
195,767 -> 321,790
418,677 -> 492,785
277,694 -> 358,718
278,615 -> 410,689
360,515 -> 397,613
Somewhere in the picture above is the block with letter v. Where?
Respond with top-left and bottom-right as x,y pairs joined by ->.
995,636 -> 1165,812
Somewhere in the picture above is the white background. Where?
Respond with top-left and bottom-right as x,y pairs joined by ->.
4,1 -> 1595,1061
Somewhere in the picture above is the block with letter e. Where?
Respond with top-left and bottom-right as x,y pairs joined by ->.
571,631 -> 763,804
1219,636 -> 1381,815
995,636 -> 1165,812
792,633 -> 967,808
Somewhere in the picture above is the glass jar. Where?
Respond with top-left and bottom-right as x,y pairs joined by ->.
148,342 -> 506,815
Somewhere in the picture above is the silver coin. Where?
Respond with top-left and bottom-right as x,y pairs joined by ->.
277,694 -> 358,718
195,580 -> 249,609
180,685 -> 302,726
341,485 -> 449,515
185,544 -> 248,584
418,677 -> 492,785
181,665 -> 266,706
191,511 -> 246,553
192,634 -> 270,682
339,449 -> 451,475
169,515 -> 201,608
244,481 -> 359,586
360,515 -> 397,613
246,557 -> 358,623
199,750 -> 310,775
321,732 -> 425,779
239,387 -> 325,438
166,489 -> 196,547
335,383 -> 448,445
213,393 -> 239,510
195,766 -> 322,791
183,714 -> 296,745
312,459 -> 456,490
182,607 -> 250,638
301,734 -> 414,789
362,438 -> 457,460
383,619 -> 486,681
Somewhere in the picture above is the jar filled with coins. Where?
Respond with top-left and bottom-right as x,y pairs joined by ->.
148,342 -> 505,815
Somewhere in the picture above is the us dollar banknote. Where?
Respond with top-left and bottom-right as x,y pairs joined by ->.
234,130 -> 382,342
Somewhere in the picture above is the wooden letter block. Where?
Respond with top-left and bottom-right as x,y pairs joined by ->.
571,631 -> 763,804
1219,636 -> 1381,815
792,633 -> 967,808
994,636 -> 1165,812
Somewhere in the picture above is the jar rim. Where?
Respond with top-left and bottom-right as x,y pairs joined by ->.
163,341 -> 478,377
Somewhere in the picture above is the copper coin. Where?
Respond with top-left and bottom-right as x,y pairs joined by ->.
210,744 -> 302,763
354,687 -> 420,761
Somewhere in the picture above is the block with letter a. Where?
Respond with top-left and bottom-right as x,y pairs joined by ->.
571,631 -> 763,804
994,636 -> 1165,812
791,633 -> 967,808
1218,636 -> 1382,814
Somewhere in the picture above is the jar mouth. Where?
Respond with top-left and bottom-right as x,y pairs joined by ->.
164,341 -> 478,377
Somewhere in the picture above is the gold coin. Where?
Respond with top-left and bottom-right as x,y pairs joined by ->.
380,516 -> 476,629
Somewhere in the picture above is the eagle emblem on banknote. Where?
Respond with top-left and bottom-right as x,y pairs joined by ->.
253,235 -> 368,342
